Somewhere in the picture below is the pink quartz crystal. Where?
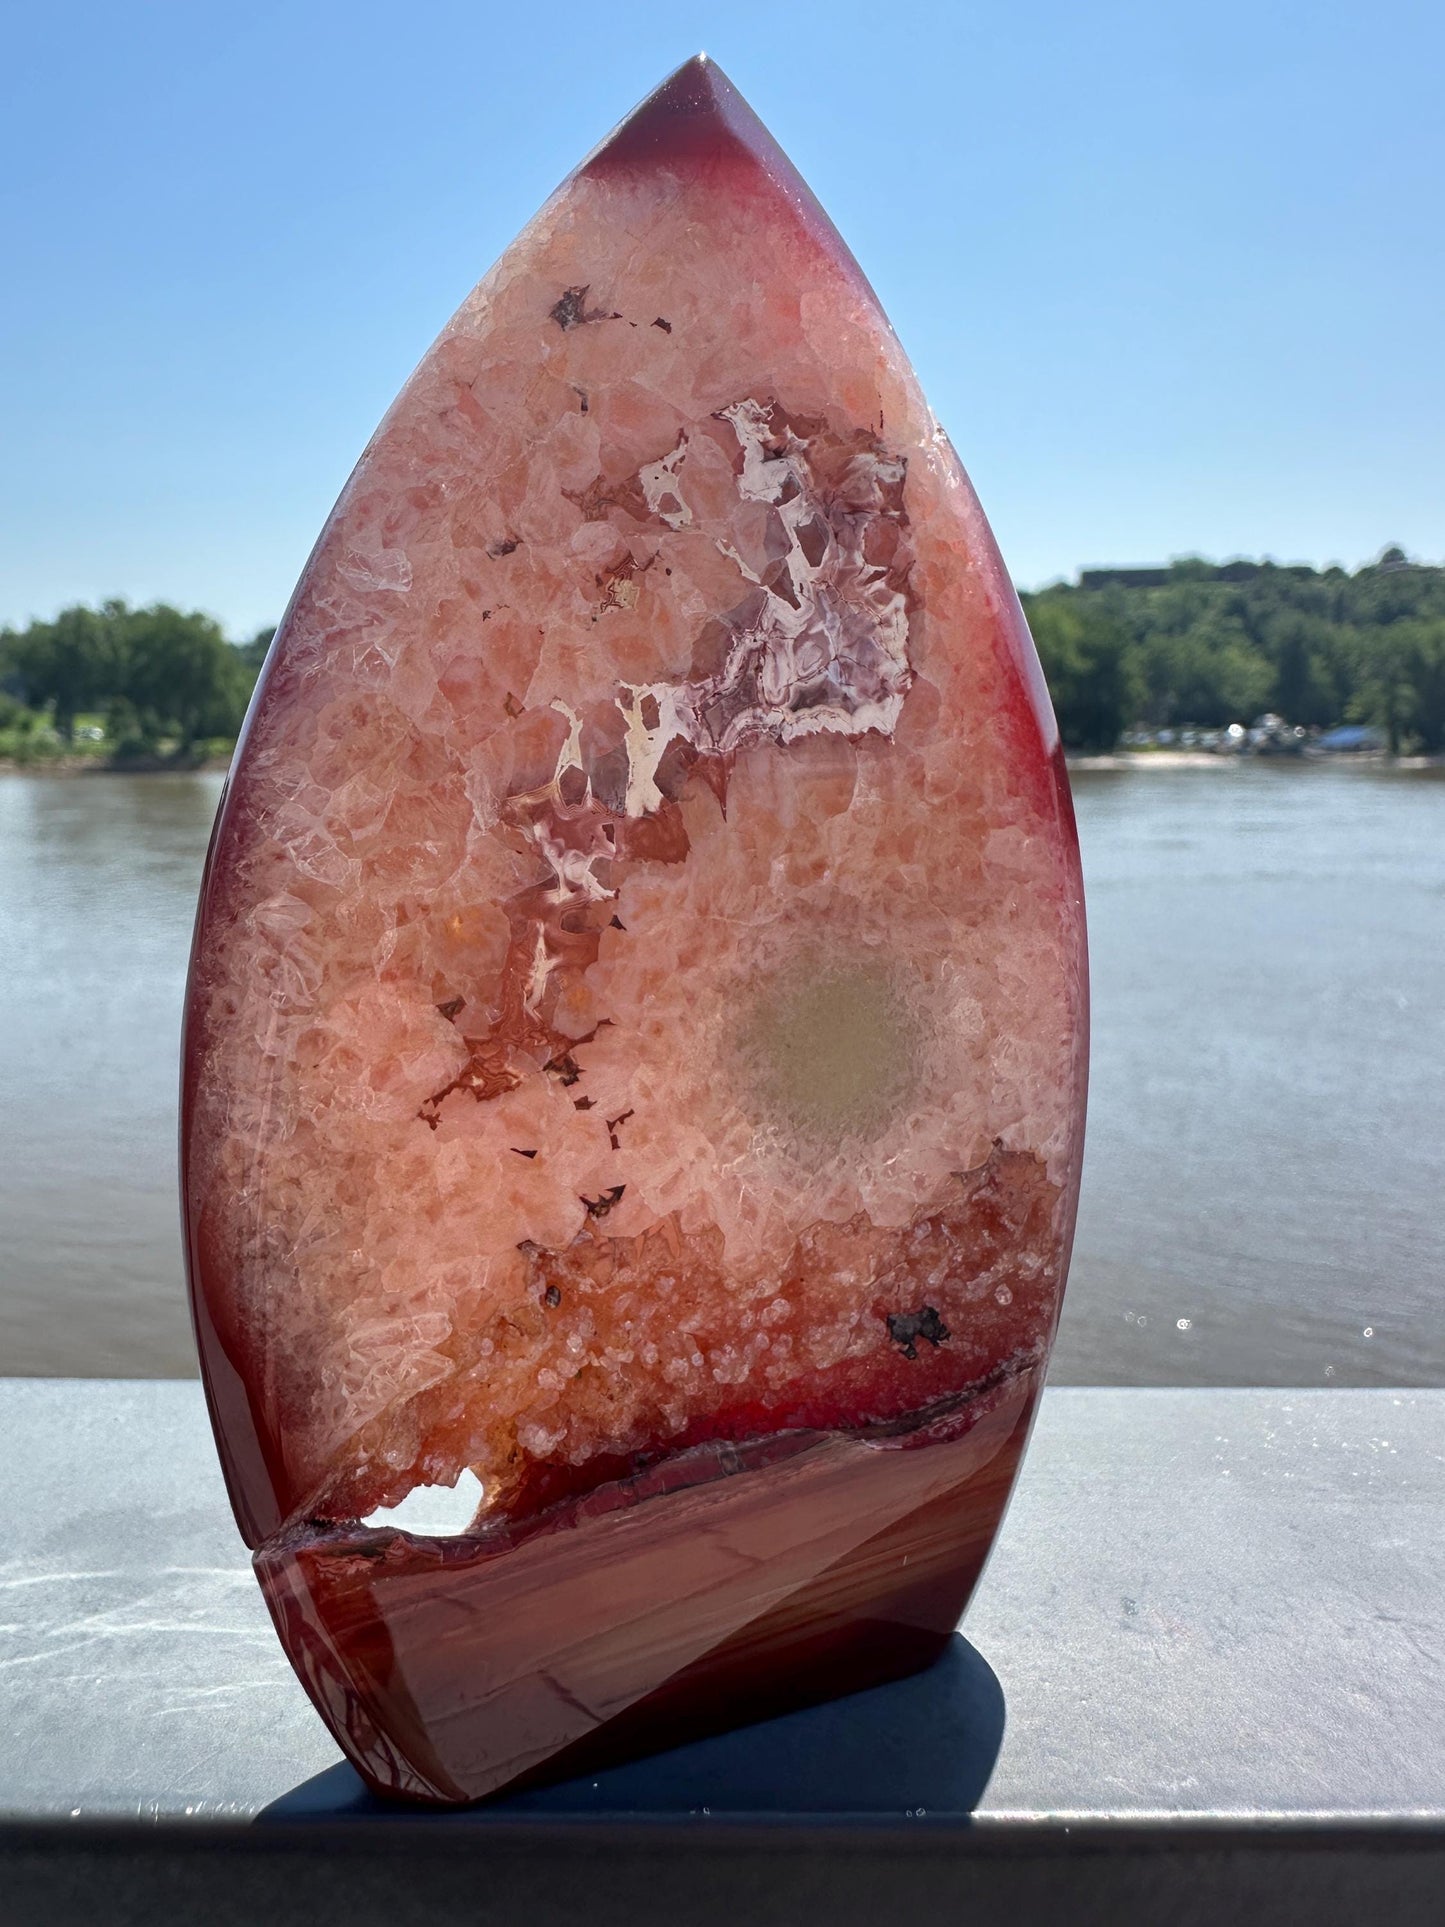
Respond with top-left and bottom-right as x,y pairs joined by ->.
182,56 -> 1087,1804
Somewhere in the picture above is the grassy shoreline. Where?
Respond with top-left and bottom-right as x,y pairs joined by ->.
0,737 -> 234,775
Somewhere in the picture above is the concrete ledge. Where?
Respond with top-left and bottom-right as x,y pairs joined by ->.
2,1380 -> 1442,1923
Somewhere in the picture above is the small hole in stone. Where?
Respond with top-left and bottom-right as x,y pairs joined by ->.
363,1467 -> 484,1536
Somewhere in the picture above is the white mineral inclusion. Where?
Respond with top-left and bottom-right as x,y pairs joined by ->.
618,397 -> 914,818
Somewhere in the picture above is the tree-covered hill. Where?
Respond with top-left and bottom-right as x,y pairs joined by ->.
1022,549 -> 1445,753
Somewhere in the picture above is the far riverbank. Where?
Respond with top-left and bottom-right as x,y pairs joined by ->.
9,749 -> 1445,778
0,752 -> 233,776
1066,750 -> 1445,772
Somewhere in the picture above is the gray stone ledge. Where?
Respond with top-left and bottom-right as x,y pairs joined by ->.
2,1379 -> 1442,1923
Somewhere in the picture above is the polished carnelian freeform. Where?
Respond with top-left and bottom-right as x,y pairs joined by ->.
182,56 -> 1088,1804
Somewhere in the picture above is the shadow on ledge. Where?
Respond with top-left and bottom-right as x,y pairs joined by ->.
260,1633 -> 1004,1821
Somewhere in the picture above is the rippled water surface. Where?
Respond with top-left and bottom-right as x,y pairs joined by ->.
1,762 -> 1441,1382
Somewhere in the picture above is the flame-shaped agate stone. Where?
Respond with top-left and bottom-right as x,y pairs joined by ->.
182,57 -> 1087,1803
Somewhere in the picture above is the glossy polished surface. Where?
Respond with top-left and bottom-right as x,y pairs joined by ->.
181,57 -> 1086,1801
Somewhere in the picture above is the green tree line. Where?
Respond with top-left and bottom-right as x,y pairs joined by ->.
0,602 -> 272,762
1022,549 -> 1445,753
4,550 -> 1444,765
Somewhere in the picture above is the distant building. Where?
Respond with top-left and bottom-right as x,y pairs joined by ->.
1078,568 -> 1173,590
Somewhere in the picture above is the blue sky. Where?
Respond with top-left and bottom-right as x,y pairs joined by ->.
2,0 -> 1440,636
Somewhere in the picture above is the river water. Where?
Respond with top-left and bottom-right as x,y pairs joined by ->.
1,762 -> 1441,1383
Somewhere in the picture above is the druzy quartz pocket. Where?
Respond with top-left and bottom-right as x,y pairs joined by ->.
182,57 -> 1088,1804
